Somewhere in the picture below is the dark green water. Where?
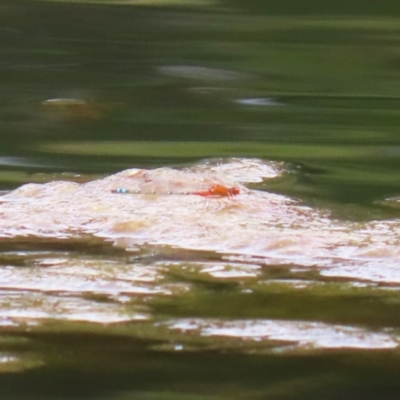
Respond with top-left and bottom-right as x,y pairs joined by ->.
2,1 -> 400,398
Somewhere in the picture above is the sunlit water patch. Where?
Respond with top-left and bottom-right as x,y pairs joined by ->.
0,352 -> 41,373
0,336 -> 43,372
235,98 -> 282,107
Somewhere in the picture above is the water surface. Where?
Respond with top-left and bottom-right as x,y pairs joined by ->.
2,0 -> 400,399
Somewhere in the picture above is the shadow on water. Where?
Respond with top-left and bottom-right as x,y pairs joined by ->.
1,337 -> 400,399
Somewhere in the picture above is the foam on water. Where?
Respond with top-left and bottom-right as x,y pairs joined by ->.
0,291 -> 146,325
1,157 -> 400,286
1,159 -> 400,350
166,318 -> 398,350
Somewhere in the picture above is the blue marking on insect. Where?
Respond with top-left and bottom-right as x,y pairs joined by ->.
112,187 -> 129,194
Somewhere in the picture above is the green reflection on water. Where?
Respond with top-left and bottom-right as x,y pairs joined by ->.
152,283 -> 400,329
39,140 -> 382,159
35,0 -> 213,4
2,0 -> 400,204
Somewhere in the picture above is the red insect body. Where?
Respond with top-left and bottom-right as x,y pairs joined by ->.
191,184 -> 240,198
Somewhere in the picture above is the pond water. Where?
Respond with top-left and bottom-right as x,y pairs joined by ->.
2,0 -> 400,399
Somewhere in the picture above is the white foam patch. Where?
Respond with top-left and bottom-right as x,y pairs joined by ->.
167,319 -> 398,350
1,158 -> 400,284
0,262 -> 170,296
191,158 -> 282,181
0,292 -> 146,325
199,263 -> 261,279
320,260 -> 400,284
